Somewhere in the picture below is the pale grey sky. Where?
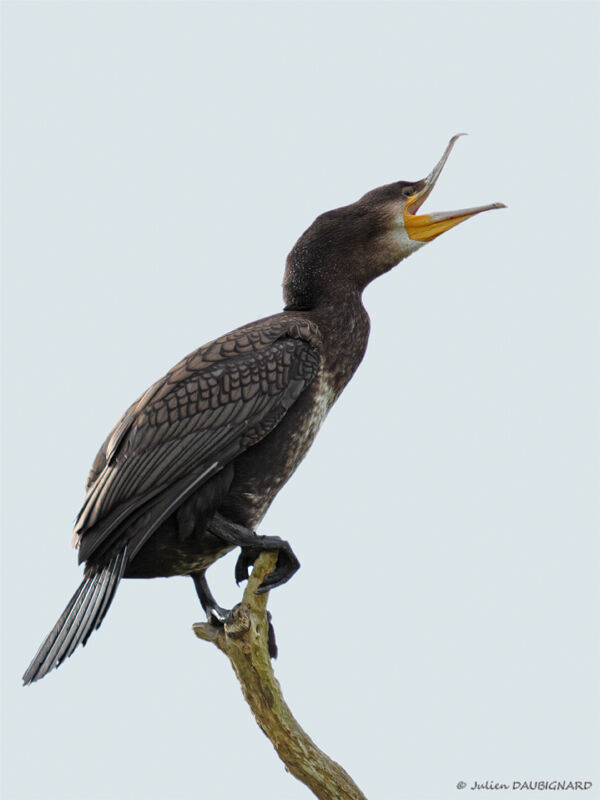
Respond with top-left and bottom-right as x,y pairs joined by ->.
2,2 -> 599,799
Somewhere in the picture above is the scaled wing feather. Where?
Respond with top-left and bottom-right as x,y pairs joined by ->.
75,324 -> 321,565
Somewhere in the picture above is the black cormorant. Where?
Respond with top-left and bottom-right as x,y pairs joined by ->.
23,135 -> 505,684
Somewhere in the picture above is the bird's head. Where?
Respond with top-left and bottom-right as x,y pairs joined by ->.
283,135 -> 506,310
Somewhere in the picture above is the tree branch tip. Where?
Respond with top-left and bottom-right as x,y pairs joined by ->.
192,622 -> 220,643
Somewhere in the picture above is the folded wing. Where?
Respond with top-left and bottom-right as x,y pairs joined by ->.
75,319 -> 321,565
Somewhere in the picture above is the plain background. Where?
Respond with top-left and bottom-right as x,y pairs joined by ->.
2,2 -> 599,799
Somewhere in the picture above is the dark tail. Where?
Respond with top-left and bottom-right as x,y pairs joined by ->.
22,547 -> 128,685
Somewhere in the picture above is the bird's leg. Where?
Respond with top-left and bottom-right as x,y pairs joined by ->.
191,569 -> 278,659
192,570 -> 231,626
208,512 -> 300,593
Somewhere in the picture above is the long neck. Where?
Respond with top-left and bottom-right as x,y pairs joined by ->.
283,210 -> 401,312
283,263 -> 356,313
283,232 -> 371,312
303,290 -> 371,398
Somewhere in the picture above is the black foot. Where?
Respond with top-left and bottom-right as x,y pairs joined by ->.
209,513 -> 300,593
191,570 -> 278,658
192,571 -> 231,624
235,540 -> 300,593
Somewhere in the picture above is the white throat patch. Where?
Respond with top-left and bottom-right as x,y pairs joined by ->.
390,217 -> 427,259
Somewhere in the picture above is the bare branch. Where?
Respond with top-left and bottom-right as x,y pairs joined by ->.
193,552 -> 368,800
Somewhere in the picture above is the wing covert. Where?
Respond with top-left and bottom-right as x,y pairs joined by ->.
74,323 -> 321,562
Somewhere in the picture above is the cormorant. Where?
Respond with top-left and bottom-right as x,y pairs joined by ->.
23,135 -> 505,684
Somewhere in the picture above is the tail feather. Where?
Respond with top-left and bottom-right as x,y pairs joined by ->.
83,551 -> 124,645
74,567 -> 113,653
22,547 -> 128,685
43,574 -> 99,671
58,572 -> 103,663
22,581 -> 90,684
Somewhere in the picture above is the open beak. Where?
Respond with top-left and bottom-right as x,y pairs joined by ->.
404,134 -> 506,242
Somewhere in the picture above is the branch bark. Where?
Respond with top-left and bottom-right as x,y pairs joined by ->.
193,552 -> 367,800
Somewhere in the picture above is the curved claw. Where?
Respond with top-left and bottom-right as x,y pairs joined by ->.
235,547 -> 260,585
206,605 -> 232,626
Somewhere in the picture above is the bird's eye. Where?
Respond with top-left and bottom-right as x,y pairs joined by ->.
402,186 -> 415,198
